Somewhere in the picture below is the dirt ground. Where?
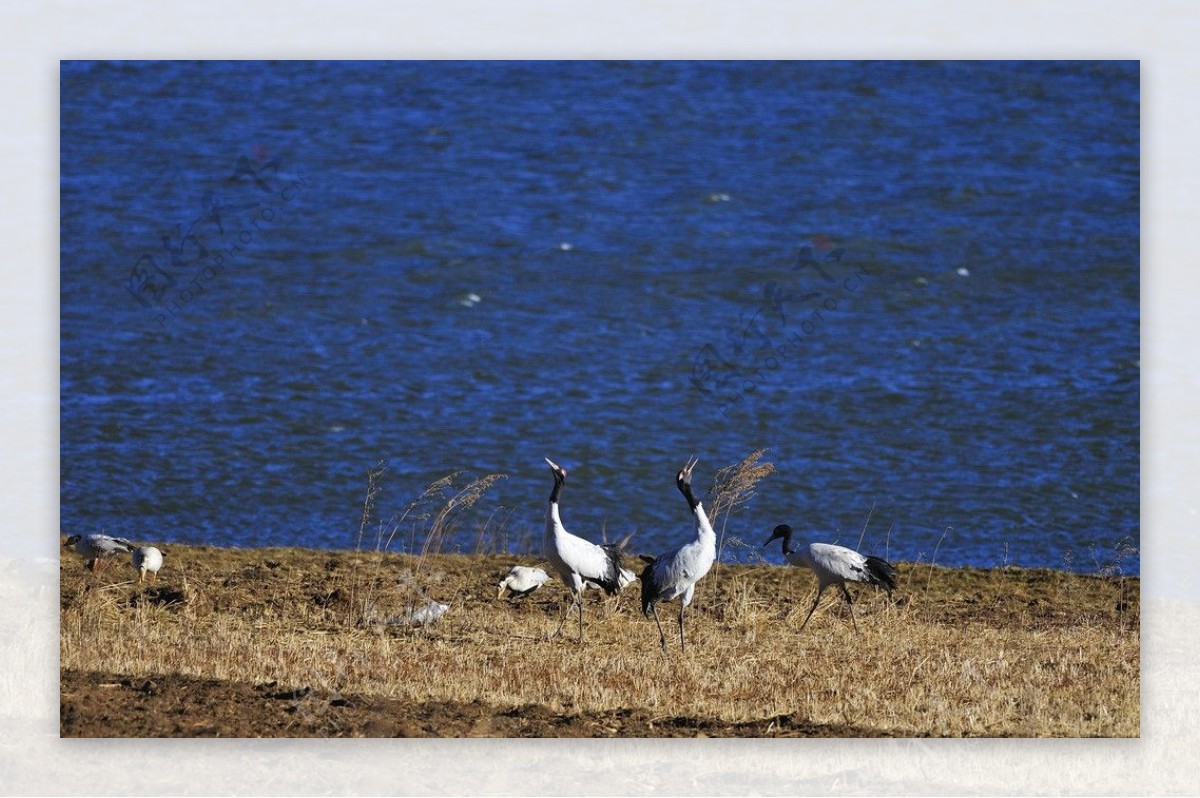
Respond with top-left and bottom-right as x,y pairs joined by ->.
60,669 -> 895,738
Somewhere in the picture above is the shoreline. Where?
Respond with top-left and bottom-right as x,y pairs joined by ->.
64,538 -> 1141,579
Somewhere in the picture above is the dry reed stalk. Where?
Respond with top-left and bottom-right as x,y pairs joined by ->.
705,448 -> 775,584
348,467 -> 505,627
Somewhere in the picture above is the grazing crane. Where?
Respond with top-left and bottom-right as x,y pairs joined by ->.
64,533 -> 134,572
497,565 -> 551,600
638,457 -> 716,651
763,523 -> 897,633
131,546 -> 164,583
542,457 -> 626,642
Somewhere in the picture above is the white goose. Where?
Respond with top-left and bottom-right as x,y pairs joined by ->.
638,457 -> 716,651
497,563 -> 634,602
542,457 -> 627,642
763,523 -> 897,633
132,546 -> 164,583
64,533 -> 134,572
497,565 -> 551,599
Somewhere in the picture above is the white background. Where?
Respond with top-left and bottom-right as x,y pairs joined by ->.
1,0 -> 1194,794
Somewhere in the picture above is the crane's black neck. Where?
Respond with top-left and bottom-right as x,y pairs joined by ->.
776,526 -> 795,555
677,480 -> 700,510
549,474 -> 564,505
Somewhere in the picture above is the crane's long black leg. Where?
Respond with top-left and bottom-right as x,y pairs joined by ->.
678,604 -> 686,651
839,583 -> 859,633
577,594 -> 584,643
550,596 -> 571,640
651,604 -> 668,651
798,585 -> 826,633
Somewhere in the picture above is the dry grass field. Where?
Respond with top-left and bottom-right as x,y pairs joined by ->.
59,540 -> 1139,737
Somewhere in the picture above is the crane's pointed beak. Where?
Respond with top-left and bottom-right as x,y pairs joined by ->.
678,456 -> 698,482
496,584 -> 507,600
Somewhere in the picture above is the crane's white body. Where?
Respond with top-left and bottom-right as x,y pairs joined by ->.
64,534 -> 134,571
132,546 -> 164,583
784,542 -> 878,588
639,457 -> 716,651
642,503 -> 716,608
544,500 -> 622,598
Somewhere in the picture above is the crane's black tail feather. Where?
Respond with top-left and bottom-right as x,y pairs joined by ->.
863,556 -> 897,594
589,543 -> 625,596
637,555 -> 658,617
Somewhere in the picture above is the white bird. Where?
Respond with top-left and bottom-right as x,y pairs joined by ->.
391,601 -> 451,626
132,546 -> 164,583
497,565 -> 551,599
638,457 -> 717,651
763,523 -> 897,633
542,457 -> 627,642
497,563 -> 633,602
64,534 -> 134,572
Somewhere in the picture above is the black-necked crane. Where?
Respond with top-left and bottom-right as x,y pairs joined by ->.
763,523 -> 897,633
64,533 -> 134,572
638,457 -> 716,651
542,458 -> 626,642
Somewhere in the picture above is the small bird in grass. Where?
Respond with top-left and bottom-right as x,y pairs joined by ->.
542,458 -> 628,642
763,523 -> 897,633
64,534 -> 134,572
383,601 -> 452,627
132,546 -> 164,583
403,601 -> 451,626
639,457 -> 717,652
497,565 -> 551,600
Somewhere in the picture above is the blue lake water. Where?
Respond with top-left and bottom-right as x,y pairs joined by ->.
59,61 -> 1140,574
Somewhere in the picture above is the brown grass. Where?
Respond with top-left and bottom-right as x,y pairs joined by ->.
60,541 -> 1139,737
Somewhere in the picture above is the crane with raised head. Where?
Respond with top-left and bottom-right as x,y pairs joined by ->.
638,457 -> 716,652
542,457 -> 626,642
